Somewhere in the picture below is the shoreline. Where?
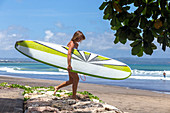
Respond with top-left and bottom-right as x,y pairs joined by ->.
0,76 -> 170,113
1,74 -> 170,95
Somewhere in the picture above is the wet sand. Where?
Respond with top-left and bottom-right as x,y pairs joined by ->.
0,76 -> 170,113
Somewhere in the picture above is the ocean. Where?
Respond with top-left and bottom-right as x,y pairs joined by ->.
0,58 -> 170,94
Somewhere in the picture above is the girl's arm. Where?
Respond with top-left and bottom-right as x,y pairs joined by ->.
67,41 -> 74,71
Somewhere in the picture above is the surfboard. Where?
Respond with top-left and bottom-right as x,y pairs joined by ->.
15,40 -> 132,80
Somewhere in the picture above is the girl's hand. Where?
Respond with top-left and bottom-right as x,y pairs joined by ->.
67,65 -> 72,72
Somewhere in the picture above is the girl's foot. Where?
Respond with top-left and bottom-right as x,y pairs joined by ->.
72,95 -> 79,101
53,86 -> 59,96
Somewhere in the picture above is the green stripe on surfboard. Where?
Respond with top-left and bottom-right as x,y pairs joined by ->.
63,46 -> 84,60
84,51 -> 91,57
103,64 -> 131,72
96,56 -> 110,61
16,40 -> 67,58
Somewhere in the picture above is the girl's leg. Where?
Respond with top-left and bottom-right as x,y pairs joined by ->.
54,73 -> 73,95
70,72 -> 79,99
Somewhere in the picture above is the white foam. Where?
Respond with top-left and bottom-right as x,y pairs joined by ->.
130,76 -> 170,80
0,60 -> 8,62
153,91 -> 170,95
0,67 -> 68,75
58,68 -> 68,73
132,69 -> 170,76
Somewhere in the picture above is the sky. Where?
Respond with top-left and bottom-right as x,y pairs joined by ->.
0,0 -> 169,58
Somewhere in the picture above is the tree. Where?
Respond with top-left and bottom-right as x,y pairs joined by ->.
99,0 -> 169,57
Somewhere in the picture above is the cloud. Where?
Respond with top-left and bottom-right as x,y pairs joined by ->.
44,30 -> 54,42
55,22 -> 63,29
44,30 -> 71,45
0,26 -> 28,50
43,30 -> 131,51
81,32 -> 131,51
55,22 -> 76,30
81,32 -> 114,50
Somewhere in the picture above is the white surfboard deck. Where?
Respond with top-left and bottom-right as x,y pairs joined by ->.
15,40 -> 132,80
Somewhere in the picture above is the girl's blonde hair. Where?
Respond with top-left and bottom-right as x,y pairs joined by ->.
71,31 -> 85,41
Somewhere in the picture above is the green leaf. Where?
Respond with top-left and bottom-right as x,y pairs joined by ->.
134,6 -> 144,15
99,2 -> 108,10
110,16 -> 116,26
152,11 -> 159,20
129,16 -> 140,28
134,0 -> 142,6
143,41 -> 153,55
146,6 -> 152,18
126,12 -> 133,19
151,28 -> 159,37
137,48 -> 143,57
162,35 -> 167,51
148,0 -> 155,4
119,0 -> 134,5
142,0 -> 146,3
117,13 -> 126,22
114,36 -> 119,44
140,16 -> 147,29
151,43 -> 157,50
132,41 -> 142,55
157,36 -> 164,43
143,7 -> 147,15
123,19 -> 129,26
122,6 -> 130,11
143,46 -> 153,55
116,17 -> 121,26
128,32 -> 136,40
114,28 -> 122,36
114,1 -> 119,4
110,16 -> 121,27
103,13 -> 110,20
119,31 -> 127,44
104,2 -> 112,15
111,26 -> 120,30
129,28 -> 141,37
160,0 -> 166,10
143,29 -> 154,43
130,40 -> 142,47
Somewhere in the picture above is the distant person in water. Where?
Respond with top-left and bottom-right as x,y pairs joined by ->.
163,72 -> 166,78
54,30 -> 86,100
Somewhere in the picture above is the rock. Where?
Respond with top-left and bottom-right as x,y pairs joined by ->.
24,90 -> 123,113
51,99 -> 75,111
77,93 -> 90,101
27,106 -> 59,113
103,104 -> 119,111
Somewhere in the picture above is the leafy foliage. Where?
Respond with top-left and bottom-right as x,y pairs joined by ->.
99,0 -> 169,57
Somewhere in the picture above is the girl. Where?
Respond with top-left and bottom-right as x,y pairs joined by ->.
54,31 -> 86,100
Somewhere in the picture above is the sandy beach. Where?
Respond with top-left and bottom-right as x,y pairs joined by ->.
0,76 -> 170,113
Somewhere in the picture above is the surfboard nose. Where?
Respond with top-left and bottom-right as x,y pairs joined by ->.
15,40 -> 24,48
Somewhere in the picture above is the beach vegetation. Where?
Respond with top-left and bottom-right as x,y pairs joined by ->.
65,92 -> 73,96
24,97 -> 30,101
56,94 -> 61,97
0,82 -> 103,103
0,82 -> 8,87
99,0 -> 169,57
77,91 -> 103,103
